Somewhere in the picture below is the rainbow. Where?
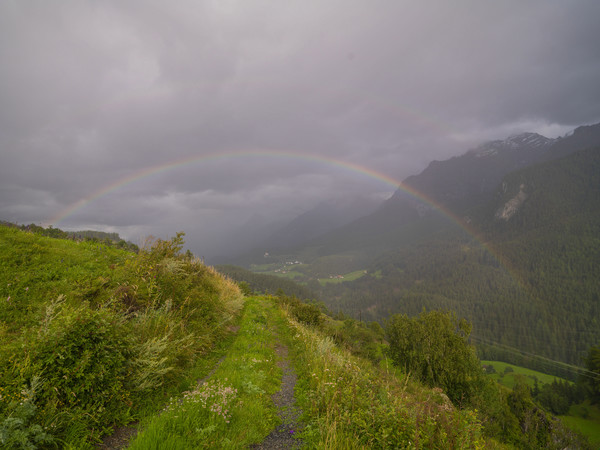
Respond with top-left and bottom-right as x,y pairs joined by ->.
47,149 -> 406,226
46,149 -> 517,280
48,149 -> 460,226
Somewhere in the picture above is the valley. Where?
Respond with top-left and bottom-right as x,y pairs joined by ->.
230,125 -> 600,375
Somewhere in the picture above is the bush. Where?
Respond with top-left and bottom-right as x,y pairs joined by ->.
274,292 -> 323,327
386,310 -> 481,405
33,306 -> 132,430
292,303 -> 323,327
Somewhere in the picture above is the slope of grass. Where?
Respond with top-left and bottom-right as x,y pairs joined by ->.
1,225 -> 592,448
481,360 -> 570,389
129,297 -> 282,448
560,402 -> 600,447
276,301 -> 487,448
0,226 -> 244,448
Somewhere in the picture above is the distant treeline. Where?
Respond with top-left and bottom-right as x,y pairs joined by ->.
0,221 -> 139,252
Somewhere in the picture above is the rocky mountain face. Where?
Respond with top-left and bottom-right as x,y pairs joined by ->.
392,132 -> 554,214
384,123 -> 600,220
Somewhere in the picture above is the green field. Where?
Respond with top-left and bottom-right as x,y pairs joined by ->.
560,402 -> 600,447
249,262 -> 307,279
318,269 -> 367,285
481,360 -> 570,389
483,361 -> 600,445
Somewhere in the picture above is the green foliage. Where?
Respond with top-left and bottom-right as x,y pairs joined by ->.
33,306 -> 131,431
238,281 -> 253,296
584,345 -> 600,403
282,304 -> 486,448
129,297 -> 280,449
323,318 -> 386,364
305,147 -> 600,376
0,376 -> 55,449
536,381 -> 572,415
274,292 -> 324,328
386,310 -> 481,405
0,226 -> 244,447
291,303 -> 322,327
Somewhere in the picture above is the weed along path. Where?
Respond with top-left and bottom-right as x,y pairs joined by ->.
126,296 -> 303,449
99,325 -> 241,449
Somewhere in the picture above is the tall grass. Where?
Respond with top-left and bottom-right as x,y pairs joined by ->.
277,302 -> 486,448
0,227 -> 244,447
129,297 -> 282,449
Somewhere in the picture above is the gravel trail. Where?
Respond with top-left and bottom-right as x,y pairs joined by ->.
253,343 -> 303,449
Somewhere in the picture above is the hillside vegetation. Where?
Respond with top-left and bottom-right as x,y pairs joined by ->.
0,225 -> 596,448
0,226 -> 243,447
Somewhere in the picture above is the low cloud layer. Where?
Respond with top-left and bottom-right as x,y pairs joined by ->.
2,1 -> 600,258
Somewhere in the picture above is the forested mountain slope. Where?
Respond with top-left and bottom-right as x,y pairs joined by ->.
243,123 -> 600,276
319,146 -> 600,369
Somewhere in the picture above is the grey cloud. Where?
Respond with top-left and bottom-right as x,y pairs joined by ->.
2,1 -> 600,257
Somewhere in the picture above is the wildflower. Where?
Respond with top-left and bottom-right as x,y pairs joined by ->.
25,287 -> 29,292
6,296 -> 10,302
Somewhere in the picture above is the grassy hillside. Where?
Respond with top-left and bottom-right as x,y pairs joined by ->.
481,361 -> 570,389
0,225 -> 593,448
481,361 -> 600,446
0,225 -> 244,448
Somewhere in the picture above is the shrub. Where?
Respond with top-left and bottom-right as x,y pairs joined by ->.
33,306 -> 132,429
292,303 -> 322,327
386,310 -> 482,405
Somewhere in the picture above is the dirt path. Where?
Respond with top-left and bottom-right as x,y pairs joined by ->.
96,425 -> 138,450
253,343 -> 303,449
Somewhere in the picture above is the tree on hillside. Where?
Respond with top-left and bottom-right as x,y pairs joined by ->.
386,310 -> 482,404
584,344 -> 600,403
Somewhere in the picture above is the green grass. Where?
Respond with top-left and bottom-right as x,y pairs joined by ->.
129,297 -> 282,449
559,402 -> 600,447
481,360 -> 569,389
482,360 -> 600,446
0,225 -> 134,331
0,226 -> 245,448
279,303 -> 486,448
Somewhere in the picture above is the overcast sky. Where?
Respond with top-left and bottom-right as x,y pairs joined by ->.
2,1 -> 600,258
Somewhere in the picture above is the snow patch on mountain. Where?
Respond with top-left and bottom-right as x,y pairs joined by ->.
469,133 -> 555,158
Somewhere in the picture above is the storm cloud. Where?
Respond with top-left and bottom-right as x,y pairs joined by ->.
2,1 -> 600,258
